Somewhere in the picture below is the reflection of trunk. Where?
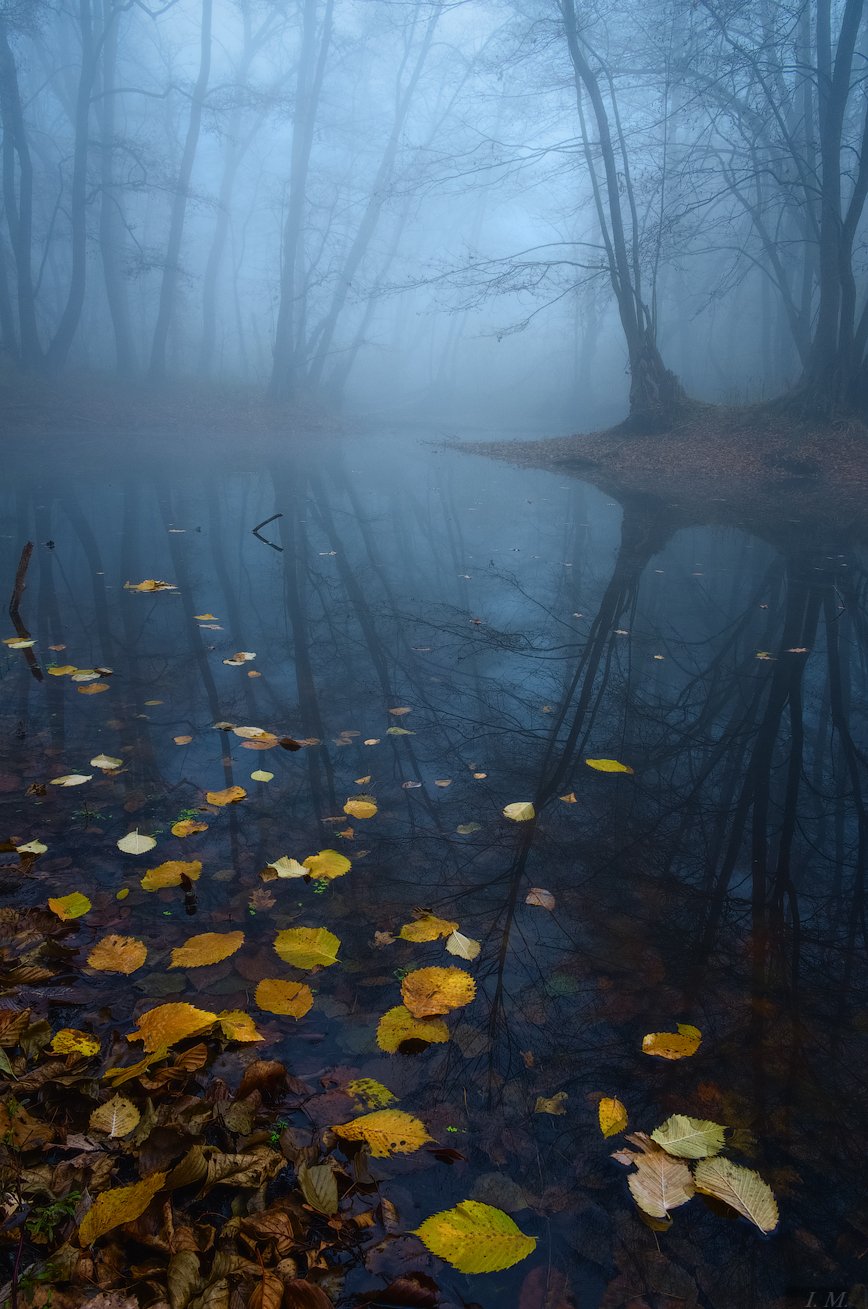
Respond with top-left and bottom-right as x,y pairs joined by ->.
149,0 -> 213,381
97,0 -> 135,376
561,0 -> 682,429
0,17 -> 40,367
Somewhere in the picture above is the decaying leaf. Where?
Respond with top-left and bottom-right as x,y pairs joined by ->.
205,785 -> 247,806
445,930 -> 481,960
399,913 -> 459,943
127,1002 -> 218,1052
413,1200 -> 536,1274
50,1028 -> 101,1058
598,1097 -> 628,1138
87,935 -> 148,975
386,726 -> 414,735
171,819 -> 208,838
456,822 -> 482,835
534,1091 -> 567,1115
274,927 -> 341,969
376,1005 -> 450,1053
78,1170 -> 167,1244
650,1114 -> 726,1159
255,979 -> 314,1018
170,931 -> 244,969
346,1078 -> 396,1109
48,892 -> 92,920
124,579 -> 176,592
16,839 -> 47,855
502,802 -> 535,822
302,850 -> 351,880
222,652 -> 256,666
141,860 -> 203,892
332,1109 -> 431,1158
296,1163 -> 338,1216
401,966 -> 476,1018
117,831 -> 157,855
642,1023 -> 702,1060
388,707 -> 412,716
693,1157 -> 778,1232
585,758 -> 634,774
89,1095 -> 141,1138
559,792 -> 577,803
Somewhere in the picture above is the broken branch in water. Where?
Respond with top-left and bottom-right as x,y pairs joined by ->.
252,513 -> 284,552
8,541 -> 43,682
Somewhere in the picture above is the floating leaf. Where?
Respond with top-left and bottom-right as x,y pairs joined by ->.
141,860 -> 202,892
525,887 -> 555,910
456,822 -> 481,835
50,773 -> 92,787
376,1005 -> 450,1053
117,831 -> 157,855
445,930 -> 481,961
170,931 -> 244,969
503,802 -> 535,822
223,651 -> 256,666
206,785 -> 247,806
401,966 -> 476,1018
585,758 -> 634,774
90,754 -> 123,770
273,927 -> 340,969
4,636 -> 36,649
615,1134 -> 694,1219
267,856 -> 308,879
89,1095 -> 140,1138
194,613 -> 216,621
124,579 -> 176,592
232,725 -> 277,743
650,1114 -> 726,1159
216,1011 -> 264,1042
48,892 -> 91,920
50,1029 -> 100,1058
413,1200 -> 536,1274
78,1171 -> 166,1244
250,770 -> 274,782
642,1023 -> 702,1060
171,819 -> 208,838
78,682 -> 110,695
48,664 -> 77,676
388,707 -> 413,716
386,726 -> 414,736
399,913 -> 459,943
693,1157 -> 778,1233
255,979 -> 314,1018
346,1078 -> 396,1109
343,796 -> 377,819
363,738 -> 380,746
87,934 -> 148,975
174,735 -> 193,745
302,850 -> 351,880
534,1091 -> 567,1115
127,1002 -> 218,1052
599,1097 -> 628,1138
559,792 -> 577,803
435,778 -> 452,787
16,839 -> 47,855
332,1109 -> 431,1158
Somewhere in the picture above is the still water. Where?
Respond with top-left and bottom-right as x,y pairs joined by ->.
1,428 -> 866,1308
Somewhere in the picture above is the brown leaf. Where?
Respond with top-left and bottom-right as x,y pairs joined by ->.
0,1008 -> 30,1047
247,1272 -> 284,1309
168,1249 -> 201,1309
237,1060 -> 288,1102
283,1282 -> 333,1309
296,1163 -> 338,1215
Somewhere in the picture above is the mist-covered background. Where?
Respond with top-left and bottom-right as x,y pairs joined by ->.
1,0 -> 865,427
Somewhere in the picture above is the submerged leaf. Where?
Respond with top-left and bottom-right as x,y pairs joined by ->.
332,1109 -> 431,1158
413,1200 -> 536,1274
376,1005 -> 450,1053
534,1091 -> 567,1116
693,1157 -> 778,1232
50,1028 -> 100,1058
346,1078 -> 396,1109
525,887 -> 555,910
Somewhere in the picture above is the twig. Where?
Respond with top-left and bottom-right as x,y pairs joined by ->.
9,543 -> 33,619
252,514 -> 284,552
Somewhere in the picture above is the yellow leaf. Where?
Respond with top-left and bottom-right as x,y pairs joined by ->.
4,636 -> 35,648
559,792 -> 577,803
124,579 -> 176,591
193,613 -> 216,621
78,1171 -> 166,1245
90,754 -> 123,770
50,774 -> 93,787
346,1078 -> 396,1109
386,726 -> 414,735
77,682 -> 110,695
216,1011 -> 263,1042
267,856 -> 308,879
616,1134 -> 695,1219
650,1114 -> 726,1159
534,1091 -> 567,1115
141,860 -> 202,891
585,758 -> 634,774
50,1029 -> 100,1058
401,966 -> 476,1018
171,819 -> 208,838
250,770 -> 274,782
232,725 -> 277,743
169,931 -> 244,969
273,927 -> 341,969
399,913 -> 459,943
89,1095 -> 140,1138
693,1157 -> 778,1232
87,934 -> 148,975
127,1002 -> 218,1052
16,839 -> 47,855
413,1201 -> 536,1273
376,1005 -> 450,1053
174,735 -> 193,745
205,785 -> 247,806
117,831 -> 157,855
103,1048 -> 169,1085
599,1097 -> 628,1137
343,797 -> 378,820
302,850 -> 351,880
255,979 -> 314,1018
502,802 -> 535,822
445,930 -> 481,961
48,664 -> 77,676
48,892 -> 91,920
642,1023 -> 702,1060
333,1109 -> 431,1158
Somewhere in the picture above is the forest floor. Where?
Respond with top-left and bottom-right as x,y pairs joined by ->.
465,400 -> 868,537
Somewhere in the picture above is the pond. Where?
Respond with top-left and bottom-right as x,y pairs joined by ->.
1,427 -> 866,1309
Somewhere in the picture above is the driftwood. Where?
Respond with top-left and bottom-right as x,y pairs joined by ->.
8,541 -> 43,682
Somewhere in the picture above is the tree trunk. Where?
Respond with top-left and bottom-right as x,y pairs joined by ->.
0,17 -> 40,368
97,0 -> 135,376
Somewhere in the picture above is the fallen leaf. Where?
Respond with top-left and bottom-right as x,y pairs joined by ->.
642,1023 -> 702,1060
650,1114 -> 726,1159
413,1200 -> 536,1274
216,1011 -> 263,1042
615,1133 -> 694,1219
174,735 -> 193,746
16,839 -> 47,855
170,931 -> 245,969
559,792 -> 577,803
205,785 -> 247,806
585,758 -> 634,774
50,773 -> 93,787
445,930 -> 481,960
399,913 -> 459,943
401,966 -> 476,1018
78,1171 -> 166,1244
87,935 -> 148,975
346,1078 -> 396,1108
503,802 -> 535,822
194,613 -> 216,621
343,796 -> 377,819
141,860 -> 202,892
273,927 -> 340,969
296,1163 -> 338,1216
251,770 -> 274,782
525,888 -> 555,910
48,892 -> 92,920
355,775 -> 372,784
117,831 -> 157,854
303,850 -> 351,880
693,1157 -> 778,1232
89,1095 -> 141,1138
456,822 -> 481,835
388,707 -> 412,716
51,1028 -> 100,1058
127,1002 -> 218,1052
598,1097 -> 628,1138
232,725 -> 278,744
222,651 -> 256,665
171,819 -> 208,838
534,1091 -> 567,1115
267,856 -> 308,879
124,579 -> 176,592
435,779 -> 452,787
90,754 -> 123,770
386,726 -> 415,736
376,1005 -> 450,1053
4,636 -> 36,649
333,1109 -> 431,1158
77,682 -> 110,695
48,664 -> 77,676
363,738 -> 380,746
255,979 -> 314,1018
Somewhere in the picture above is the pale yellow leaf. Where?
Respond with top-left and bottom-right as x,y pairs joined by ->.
90,754 -> 123,770
89,1095 -> 141,1138
50,773 -> 93,787
650,1114 -> 726,1159
693,1157 -> 778,1232
445,930 -> 481,961
250,770 -> 274,782
117,831 -> 156,854
267,856 -> 308,879
503,802 -> 535,822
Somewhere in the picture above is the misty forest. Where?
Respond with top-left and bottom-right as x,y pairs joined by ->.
1,0 -> 868,1307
